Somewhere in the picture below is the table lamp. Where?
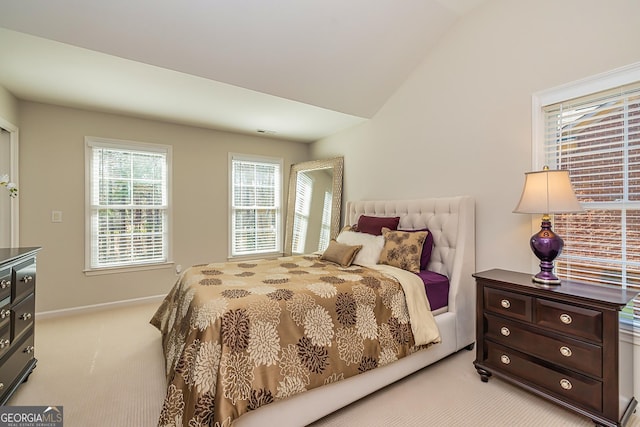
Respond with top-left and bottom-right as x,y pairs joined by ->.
513,166 -> 583,285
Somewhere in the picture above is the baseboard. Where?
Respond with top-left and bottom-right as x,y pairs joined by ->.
35,294 -> 166,320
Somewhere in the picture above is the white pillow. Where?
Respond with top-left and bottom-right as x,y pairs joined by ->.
336,230 -> 384,266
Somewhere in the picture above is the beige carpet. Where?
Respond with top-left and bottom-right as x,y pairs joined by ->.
7,301 -> 640,427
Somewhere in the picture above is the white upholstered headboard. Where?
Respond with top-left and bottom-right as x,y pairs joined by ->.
346,196 -> 476,348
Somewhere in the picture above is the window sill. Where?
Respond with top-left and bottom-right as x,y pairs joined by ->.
84,261 -> 174,276
227,252 -> 283,262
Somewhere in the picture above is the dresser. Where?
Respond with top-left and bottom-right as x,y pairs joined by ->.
0,247 -> 40,404
473,269 -> 637,427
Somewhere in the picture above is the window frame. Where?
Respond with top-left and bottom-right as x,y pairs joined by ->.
532,62 -> 640,329
228,153 -> 283,259
84,136 -> 173,275
533,63 -> 640,167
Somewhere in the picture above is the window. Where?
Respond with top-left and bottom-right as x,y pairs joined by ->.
229,154 -> 282,257
534,63 -> 640,324
291,171 -> 312,254
318,190 -> 332,251
85,137 -> 171,272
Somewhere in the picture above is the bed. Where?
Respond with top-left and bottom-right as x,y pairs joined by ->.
151,196 -> 475,426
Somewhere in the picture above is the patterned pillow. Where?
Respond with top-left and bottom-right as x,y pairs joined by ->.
320,240 -> 362,267
379,228 -> 427,273
399,228 -> 433,270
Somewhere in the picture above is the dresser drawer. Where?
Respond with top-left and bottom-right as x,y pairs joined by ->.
0,334 -> 34,398
11,293 -> 34,342
0,269 -> 11,302
535,299 -> 602,343
0,323 -> 10,359
486,341 -> 602,413
12,260 -> 35,304
484,288 -> 532,322
485,314 -> 602,378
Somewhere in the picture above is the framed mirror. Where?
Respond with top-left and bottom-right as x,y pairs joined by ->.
0,122 -> 19,248
284,157 -> 343,255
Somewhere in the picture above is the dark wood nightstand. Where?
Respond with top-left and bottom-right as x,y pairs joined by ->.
473,269 -> 637,427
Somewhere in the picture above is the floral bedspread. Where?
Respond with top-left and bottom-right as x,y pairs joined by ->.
150,254 -> 440,426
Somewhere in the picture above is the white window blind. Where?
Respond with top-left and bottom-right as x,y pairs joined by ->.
292,172 -> 312,254
542,81 -> 640,322
318,190 -> 332,251
86,138 -> 170,270
230,155 -> 282,256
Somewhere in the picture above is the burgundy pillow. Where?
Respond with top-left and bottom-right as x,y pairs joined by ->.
399,228 -> 434,271
357,215 -> 400,236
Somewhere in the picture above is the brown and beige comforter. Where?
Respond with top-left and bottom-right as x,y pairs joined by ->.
151,255 -> 441,426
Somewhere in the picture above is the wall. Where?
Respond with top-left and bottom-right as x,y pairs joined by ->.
0,86 -> 18,125
18,101 -> 309,312
312,0 -> 640,275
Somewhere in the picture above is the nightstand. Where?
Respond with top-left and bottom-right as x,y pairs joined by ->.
473,269 -> 637,427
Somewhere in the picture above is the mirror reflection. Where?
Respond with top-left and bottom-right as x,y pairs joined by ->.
285,157 -> 343,255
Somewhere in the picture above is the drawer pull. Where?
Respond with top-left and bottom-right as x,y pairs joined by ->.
24,345 -> 34,354
0,280 -> 9,289
21,276 -> 33,284
0,309 -> 10,319
500,327 -> 511,336
560,346 -> 572,357
0,383 -> 3,390
560,378 -> 572,390
20,312 -> 32,321
0,339 -> 9,349
501,299 -> 511,309
560,313 -> 572,325
500,355 -> 511,365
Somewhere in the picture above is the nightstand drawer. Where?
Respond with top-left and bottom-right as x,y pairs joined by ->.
485,314 -> 602,377
484,288 -> 532,322
535,299 -> 602,343
486,342 -> 602,413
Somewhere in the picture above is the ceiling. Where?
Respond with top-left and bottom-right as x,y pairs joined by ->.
0,0 -> 486,142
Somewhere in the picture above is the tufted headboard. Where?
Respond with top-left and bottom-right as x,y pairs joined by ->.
345,196 -> 476,349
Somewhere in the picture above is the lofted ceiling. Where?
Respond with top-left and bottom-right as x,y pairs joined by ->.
0,0 -> 486,142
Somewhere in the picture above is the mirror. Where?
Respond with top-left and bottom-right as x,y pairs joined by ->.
0,124 -> 18,248
284,157 -> 343,255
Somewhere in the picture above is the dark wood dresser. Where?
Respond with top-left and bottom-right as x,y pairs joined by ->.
0,247 -> 40,404
473,268 -> 637,427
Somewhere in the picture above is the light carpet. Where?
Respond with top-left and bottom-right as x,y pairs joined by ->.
7,301 -> 639,427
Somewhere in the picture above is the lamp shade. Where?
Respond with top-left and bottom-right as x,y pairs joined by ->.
513,169 -> 583,214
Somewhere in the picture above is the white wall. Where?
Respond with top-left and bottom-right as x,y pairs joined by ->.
0,86 -> 18,125
312,0 -> 640,275
17,101 -> 310,312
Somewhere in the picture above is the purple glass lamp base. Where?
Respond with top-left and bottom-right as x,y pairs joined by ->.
530,217 -> 564,286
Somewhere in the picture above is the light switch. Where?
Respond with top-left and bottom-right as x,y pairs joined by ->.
51,211 -> 63,223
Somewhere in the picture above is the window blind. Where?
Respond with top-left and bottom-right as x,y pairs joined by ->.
292,172 -> 312,254
231,157 -> 281,256
543,81 -> 640,322
88,142 -> 169,269
318,190 -> 332,251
